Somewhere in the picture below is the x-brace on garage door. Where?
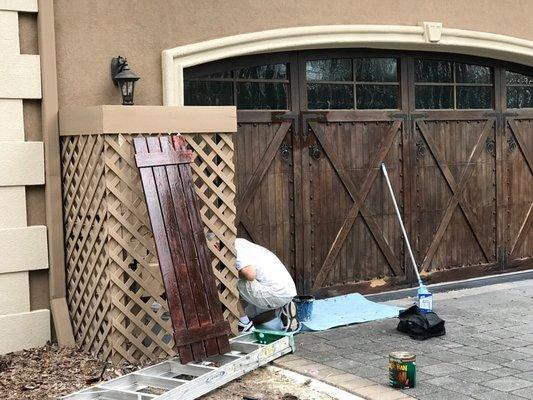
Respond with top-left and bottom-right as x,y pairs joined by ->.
185,50 -> 533,297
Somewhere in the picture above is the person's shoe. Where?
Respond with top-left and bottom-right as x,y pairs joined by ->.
238,319 -> 255,333
280,301 -> 300,332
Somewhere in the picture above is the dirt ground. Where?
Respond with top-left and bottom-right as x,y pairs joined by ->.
0,344 -> 152,399
0,344 -> 336,400
201,368 -> 336,400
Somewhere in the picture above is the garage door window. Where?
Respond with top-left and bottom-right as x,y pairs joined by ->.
506,70 -> 533,109
415,60 -> 493,110
306,57 -> 400,110
184,63 -> 289,110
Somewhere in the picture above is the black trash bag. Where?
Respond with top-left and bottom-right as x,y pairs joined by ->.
397,305 -> 446,340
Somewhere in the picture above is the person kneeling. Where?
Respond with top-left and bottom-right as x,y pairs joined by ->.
235,238 -> 299,333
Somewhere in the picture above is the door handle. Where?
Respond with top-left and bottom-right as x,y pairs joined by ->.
309,144 -> 321,160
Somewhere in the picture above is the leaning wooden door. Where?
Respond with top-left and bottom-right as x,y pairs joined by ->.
411,114 -> 498,276
303,112 -> 407,296
503,114 -> 533,268
234,112 -> 299,278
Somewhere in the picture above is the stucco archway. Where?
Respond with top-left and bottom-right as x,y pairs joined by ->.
162,23 -> 533,106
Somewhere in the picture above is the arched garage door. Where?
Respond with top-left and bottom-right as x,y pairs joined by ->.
184,50 -> 533,296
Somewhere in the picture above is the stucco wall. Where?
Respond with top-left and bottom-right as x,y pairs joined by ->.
54,0 -> 533,108
0,0 -> 50,354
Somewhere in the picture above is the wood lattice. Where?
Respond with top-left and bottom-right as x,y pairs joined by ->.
62,132 -> 238,363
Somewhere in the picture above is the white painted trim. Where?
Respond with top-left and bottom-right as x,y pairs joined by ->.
162,23 -> 533,106
0,0 -> 37,12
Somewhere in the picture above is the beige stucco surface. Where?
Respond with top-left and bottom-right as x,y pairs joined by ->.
0,309 -> 50,354
0,272 -> 30,314
0,141 -> 44,186
0,99 -> 24,140
0,187 -> 26,228
0,0 -> 50,352
0,226 -> 48,274
54,0 -> 533,107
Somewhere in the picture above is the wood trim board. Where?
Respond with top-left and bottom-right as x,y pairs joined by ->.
38,0 -> 75,346
59,105 -> 237,136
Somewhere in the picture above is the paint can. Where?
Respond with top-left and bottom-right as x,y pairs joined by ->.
417,285 -> 433,313
293,295 -> 314,322
389,351 -> 416,389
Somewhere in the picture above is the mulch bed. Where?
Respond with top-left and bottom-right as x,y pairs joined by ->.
0,344 -> 335,400
0,343 -> 151,399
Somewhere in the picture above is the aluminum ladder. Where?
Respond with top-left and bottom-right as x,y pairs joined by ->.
62,330 -> 295,400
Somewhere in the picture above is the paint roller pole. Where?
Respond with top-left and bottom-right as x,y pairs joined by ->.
380,163 -> 423,288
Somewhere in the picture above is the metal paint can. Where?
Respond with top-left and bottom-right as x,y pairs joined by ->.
293,295 -> 315,322
389,351 -> 416,389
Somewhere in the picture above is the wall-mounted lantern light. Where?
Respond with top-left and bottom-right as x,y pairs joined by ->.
111,56 -> 140,105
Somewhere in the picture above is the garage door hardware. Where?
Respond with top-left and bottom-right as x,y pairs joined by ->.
309,144 -> 321,160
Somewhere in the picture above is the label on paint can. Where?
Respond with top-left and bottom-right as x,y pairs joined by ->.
418,292 -> 433,313
389,351 -> 416,389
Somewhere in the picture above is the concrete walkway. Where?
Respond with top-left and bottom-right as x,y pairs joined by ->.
274,278 -> 533,400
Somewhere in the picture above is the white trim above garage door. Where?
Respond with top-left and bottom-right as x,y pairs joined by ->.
162,22 -> 533,106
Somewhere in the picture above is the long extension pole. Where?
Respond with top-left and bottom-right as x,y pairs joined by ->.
381,163 -> 424,288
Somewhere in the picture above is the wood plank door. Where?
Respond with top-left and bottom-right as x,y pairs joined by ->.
234,112 -> 300,282
303,112 -> 407,296
503,114 -> 533,268
411,113 -> 499,278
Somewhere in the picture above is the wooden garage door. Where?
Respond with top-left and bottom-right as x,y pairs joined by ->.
412,115 -> 498,274
304,114 -> 405,295
504,114 -> 533,267
184,51 -> 533,296
234,113 -> 298,277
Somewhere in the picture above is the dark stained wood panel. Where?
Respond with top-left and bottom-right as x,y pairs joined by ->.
184,50 -> 533,297
134,135 -> 231,364
308,119 -> 405,291
413,118 -> 497,273
234,118 -> 297,279
505,118 -> 533,263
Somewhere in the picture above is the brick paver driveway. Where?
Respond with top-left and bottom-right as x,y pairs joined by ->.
275,278 -> 533,400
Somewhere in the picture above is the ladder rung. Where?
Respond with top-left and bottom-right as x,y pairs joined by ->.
198,353 -> 241,366
140,360 -> 215,379
134,372 -> 188,384
101,373 -> 183,396
230,341 -> 262,354
63,387 -> 157,399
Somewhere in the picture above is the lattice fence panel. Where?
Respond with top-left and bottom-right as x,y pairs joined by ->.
62,135 -> 112,360
62,132 -> 238,364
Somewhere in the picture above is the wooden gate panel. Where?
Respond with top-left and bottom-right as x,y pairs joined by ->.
505,118 -> 533,264
308,118 -> 405,293
413,118 -> 497,273
234,118 -> 296,276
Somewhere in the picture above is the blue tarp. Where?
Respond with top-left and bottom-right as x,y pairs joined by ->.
301,293 -> 402,331
258,293 -> 403,332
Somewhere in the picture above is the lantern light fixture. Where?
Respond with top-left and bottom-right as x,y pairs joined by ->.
111,56 -> 140,106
